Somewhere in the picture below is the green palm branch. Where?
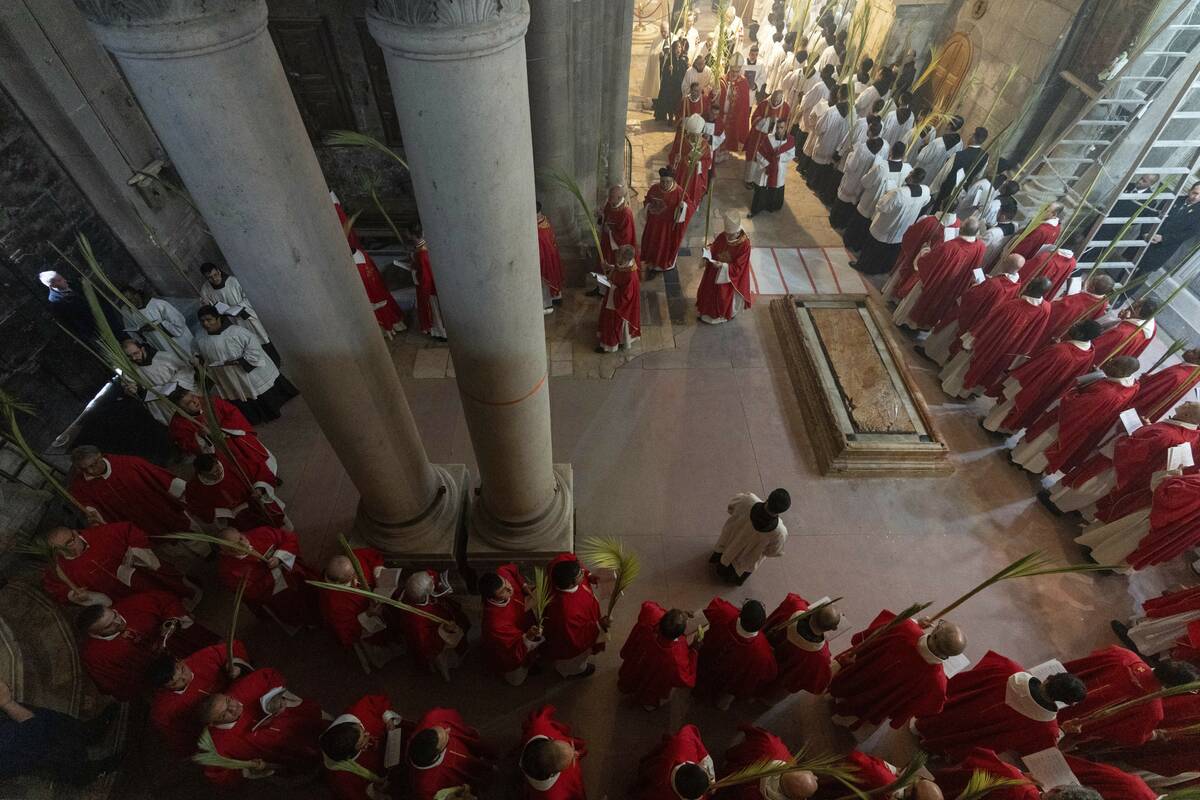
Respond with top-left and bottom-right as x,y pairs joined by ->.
0,389 -> 85,513
228,574 -> 249,677
306,580 -> 453,626
766,596 -> 844,635
193,728 -> 277,771
577,536 -> 642,617
543,168 -> 604,260
1069,679 -> 1200,725
828,752 -> 929,799
530,565 -> 552,627
324,130 -> 409,170
710,747 -> 866,797
954,770 -> 1031,800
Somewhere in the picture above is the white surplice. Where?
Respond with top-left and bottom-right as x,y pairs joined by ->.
200,275 -> 271,345
194,324 -> 280,402
870,184 -> 931,245
857,160 -> 912,220
713,492 -> 788,576
124,297 -> 194,356
127,350 -> 199,425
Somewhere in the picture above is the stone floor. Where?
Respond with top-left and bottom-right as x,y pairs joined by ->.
108,14 -> 1187,800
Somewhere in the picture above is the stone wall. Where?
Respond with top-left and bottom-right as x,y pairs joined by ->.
0,86 -> 141,449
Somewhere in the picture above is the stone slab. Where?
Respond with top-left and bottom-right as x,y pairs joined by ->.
770,295 -> 952,476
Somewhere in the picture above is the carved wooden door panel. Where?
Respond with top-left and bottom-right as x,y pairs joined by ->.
931,33 -> 973,110
268,18 -> 356,141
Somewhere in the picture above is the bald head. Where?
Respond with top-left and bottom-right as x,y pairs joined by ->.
326,555 -> 355,583
780,770 -> 819,798
811,604 -> 842,633
998,254 -> 1024,276
405,571 -> 434,603
1086,274 -> 1114,295
1049,201 -> 1064,216
928,622 -> 966,658
1103,355 -> 1140,379
912,779 -> 944,800
960,217 -> 981,237
1183,347 -> 1200,365
1173,402 -> 1200,425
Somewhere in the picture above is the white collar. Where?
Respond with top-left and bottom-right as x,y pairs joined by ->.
1003,272 -> 1020,283
326,713 -> 363,733
1056,248 -> 1074,258
1023,295 -> 1044,306
1168,420 -> 1199,430
609,198 -> 626,210
916,634 -> 947,665
212,718 -> 239,730
1004,672 -> 1058,722
91,612 -> 127,641
958,235 -> 977,242
735,620 -> 759,639
1109,375 -> 1137,387
1045,217 -> 1060,226
1068,340 -> 1092,351
487,596 -> 511,607
561,583 -> 580,594
522,736 -> 560,791
85,458 -> 113,481
173,675 -> 194,695
786,623 -> 828,651
670,763 -> 700,799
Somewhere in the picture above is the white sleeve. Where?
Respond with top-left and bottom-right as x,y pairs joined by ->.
169,477 -> 187,499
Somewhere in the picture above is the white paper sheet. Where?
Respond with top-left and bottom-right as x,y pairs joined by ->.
972,268 -> 985,284
1067,277 -> 1083,295
1022,747 -> 1078,788
1120,408 -> 1143,435
1168,442 -> 1195,471
384,727 -> 404,770
1028,658 -> 1066,682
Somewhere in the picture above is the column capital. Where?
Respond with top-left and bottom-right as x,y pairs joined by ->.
367,0 -> 529,61
74,0 -> 265,58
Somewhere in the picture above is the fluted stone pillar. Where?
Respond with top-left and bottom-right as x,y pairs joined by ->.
527,0 -> 577,244
605,0 -> 636,186
367,1 -> 573,560
75,0 -> 464,563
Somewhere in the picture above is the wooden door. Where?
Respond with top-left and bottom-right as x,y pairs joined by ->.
931,33 -> 972,110
268,18 -> 356,142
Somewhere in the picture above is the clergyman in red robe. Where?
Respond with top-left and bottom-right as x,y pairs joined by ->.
982,320 -> 1102,435
696,213 -> 753,324
184,451 -> 287,531
407,707 -> 493,800
42,521 -> 193,607
617,601 -> 698,709
1012,356 -> 1141,475
633,725 -> 714,800
914,650 -> 1086,760
930,748 -> 1038,800
68,446 -> 189,535
1017,243 -> 1077,299
640,168 -> 688,273
1132,351 -> 1200,422
405,227 -> 446,340
1039,274 -> 1113,346
396,570 -> 470,680
148,640 -> 250,756
537,203 -> 564,309
596,245 -> 641,353
316,547 -> 406,665
893,217 -> 986,331
1092,298 -> 1158,363
519,705 -> 586,800
598,185 -> 639,268
762,595 -> 840,697
541,553 -> 606,678
721,724 -> 818,800
480,564 -> 541,685
1063,755 -> 1158,800
351,246 -> 405,336
1010,206 -> 1061,260
827,610 -> 965,730
695,598 -> 778,710
880,213 -> 956,303
215,526 -> 319,631
320,694 -> 404,800
167,390 -> 278,481
922,260 -> 1022,366
715,64 -> 751,154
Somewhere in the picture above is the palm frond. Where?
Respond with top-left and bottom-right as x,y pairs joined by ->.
710,747 -> 862,793
339,535 -> 369,588
228,574 -> 248,676
827,752 -> 929,800
767,596 -> 844,635
12,540 -> 52,558
1146,339 -> 1189,374
1147,364 -> 1200,422
999,201 -> 1053,262
1073,679 -> 1200,724
530,565 -> 552,627
839,601 -> 932,659
324,130 -> 409,170
954,770 -> 1031,800
343,208 -> 364,240
930,551 -> 1118,620
543,168 -> 604,260
0,392 -> 85,513
306,580 -> 453,626
1160,790 -> 1200,800
577,536 -> 642,617
155,532 -> 266,560
324,754 -> 385,783
1098,247 -> 1200,367
910,44 -> 945,93
192,728 -> 273,770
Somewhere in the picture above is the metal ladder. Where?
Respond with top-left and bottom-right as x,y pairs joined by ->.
1021,1 -> 1200,277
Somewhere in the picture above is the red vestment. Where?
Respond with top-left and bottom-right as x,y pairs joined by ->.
1090,421 -> 1200,522
412,242 -> 440,335
521,705 -> 586,800
721,725 -> 791,800
617,601 -> 698,707
324,694 -> 395,800
915,651 -> 1061,760
670,134 -> 713,212
743,99 -> 790,161
481,563 -> 535,675
184,450 -> 284,529
203,667 -> 325,786
888,215 -> 947,300
905,236 -> 986,329
408,707 -> 491,800
755,133 -> 795,189
80,590 -> 217,700
762,593 -> 833,696
1058,646 -> 1161,748
639,182 -> 687,270
989,342 -> 1096,432
1025,378 -> 1140,474
828,609 -> 948,728
934,273 -> 1022,349
1129,473 -> 1200,568
42,521 -> 188,604
1109,693 -> 1200,777
931,749 -> 1038,800
1093,319 -> 1156,363
354,249 -> 405,333
331,191 -> 362,251
69,453 -> 189,535
168,397 -> 276,482
1146,586 -> 1200,617
597,267 -> 641,349
1134,363 -> 1200,422
541,554 -> 603,661
962,297 -> 1052,393
599,201 -> 639,266
216,526 -> 319,627
696,232 -> 753,322
1064,756 -> 1157,800
716,74 -> 751,152
1010,221 -> 1060,261
678,92 -> 713,126
634,725 -> 710,800
695,597 -> 778,701
1042,292 -> 1108,346
150,640 -> 248,756
538,214 -> 564,297
317,548 -> 400,648
395,588 -> 470,673
1018,248 -> 1076,298
812,751 -> 895,799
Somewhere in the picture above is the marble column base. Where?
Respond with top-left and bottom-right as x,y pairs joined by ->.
354,463 -> 468,572
465,463 -> 574,572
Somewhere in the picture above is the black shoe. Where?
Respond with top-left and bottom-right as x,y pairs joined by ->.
848,261 -> 858,268
1036,490 -> 1060,514
708,552 -> 721,564
567,664 -> 597,680
1110,620 -> 1141,654
552,298 -> 563,306
747,212 -> 757,218
594,346 -> 606,354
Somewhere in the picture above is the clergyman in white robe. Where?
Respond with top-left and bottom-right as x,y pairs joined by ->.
199,267 -> 274,353
124,295 -> 194,356
711,492 -> 788,582
125,346 -> 198,425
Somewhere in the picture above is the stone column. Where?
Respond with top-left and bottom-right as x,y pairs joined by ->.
526,0 -> 578,243
75,0 -> 463,563
605,0 -> 636,187
367,1 -> 573,559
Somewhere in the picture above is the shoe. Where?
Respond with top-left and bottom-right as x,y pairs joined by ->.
1036,490 -> 1059,514
552,298 -> 563,306
848,261 -> 858,268
594,346 -> 606,354
708,552 -> 721,564
543,307 -> 553,315
1110,620 -> 1140,654
747,212 -> 757,218
567,664 -> 597,680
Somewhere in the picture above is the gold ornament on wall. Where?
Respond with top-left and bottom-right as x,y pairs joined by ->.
971,0 -> 988,19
